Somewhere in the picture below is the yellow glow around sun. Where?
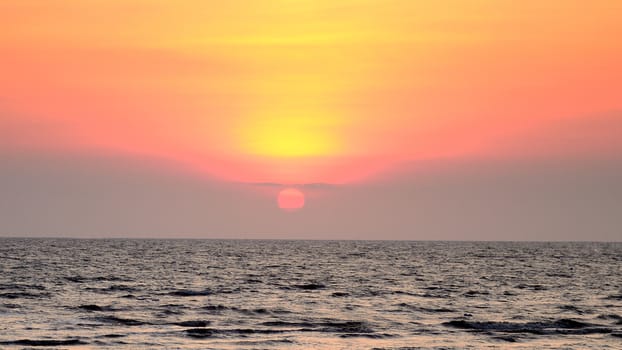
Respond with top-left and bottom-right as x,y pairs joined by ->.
239,114 -> 339,158
3,1 -> 622,183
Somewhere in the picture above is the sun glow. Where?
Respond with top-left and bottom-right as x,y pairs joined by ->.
238,115 -> 339,158
1,1 -> 621,185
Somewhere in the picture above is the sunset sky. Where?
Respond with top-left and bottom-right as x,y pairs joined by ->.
1,1 -> 621,240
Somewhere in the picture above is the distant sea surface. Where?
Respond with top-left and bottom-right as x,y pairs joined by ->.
1,239 -> 621,349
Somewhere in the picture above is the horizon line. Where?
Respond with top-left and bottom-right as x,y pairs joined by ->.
0,235 -> 619,243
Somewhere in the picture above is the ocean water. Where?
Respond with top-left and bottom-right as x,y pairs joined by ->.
0,239 -> 621,349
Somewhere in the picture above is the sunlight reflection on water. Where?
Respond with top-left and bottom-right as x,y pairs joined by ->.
0,239 -> 620,349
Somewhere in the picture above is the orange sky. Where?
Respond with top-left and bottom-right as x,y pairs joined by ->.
1,0 -> 621,184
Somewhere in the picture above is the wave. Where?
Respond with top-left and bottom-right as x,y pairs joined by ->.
167,287 -> 242,296
558,305 -> 590,314
291,283 -> 326,290
184,321 -> 379,339
262,320 -> 375,334
0,283 -> 46,291
86,285 -> 137,294
77,304 -> 119,312
64,275 -> 130,283
597,314 -> 622,325
98,334 -> 127,338
395,303 -> 455,313
95,315 -> 150,326
173,320 -> 210,327
200,304 -> 291,315
0,339 -> 87,346
0,291 -> 50,299
185,328 -> 285,338
169,289 -> 213,297
443,318 -> 613,335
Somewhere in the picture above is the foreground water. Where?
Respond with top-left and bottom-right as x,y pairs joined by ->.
0,239 -> 621,349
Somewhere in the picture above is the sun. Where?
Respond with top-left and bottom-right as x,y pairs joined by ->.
277,188 -> 305,212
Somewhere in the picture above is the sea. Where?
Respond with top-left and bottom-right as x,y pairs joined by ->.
0,238 -> 621,349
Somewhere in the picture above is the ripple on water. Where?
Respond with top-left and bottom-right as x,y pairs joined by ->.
0,239 -> 620,349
